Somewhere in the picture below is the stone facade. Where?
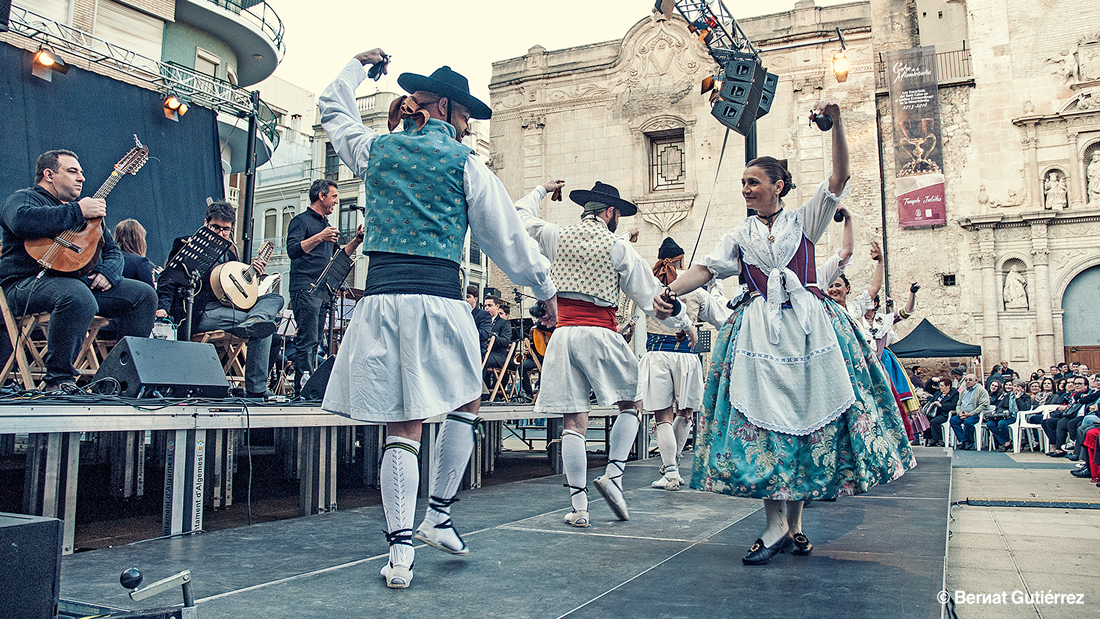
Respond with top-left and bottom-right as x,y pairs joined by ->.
487,1 -> 1100,372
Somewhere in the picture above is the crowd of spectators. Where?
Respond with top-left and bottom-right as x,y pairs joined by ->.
908,359 -> 1100,489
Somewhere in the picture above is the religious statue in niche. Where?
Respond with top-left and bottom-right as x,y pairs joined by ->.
1088,152 -> 1100,207
1003,265 -> 1029,311
1044,171 -> 1068,210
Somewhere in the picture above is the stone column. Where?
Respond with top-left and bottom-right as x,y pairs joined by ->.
1023,130 -> 1040,208
521,114 -> 546,197
1029,216 -> 1056,367
1068,129 -> 1085,207
977,226 -> 1000,368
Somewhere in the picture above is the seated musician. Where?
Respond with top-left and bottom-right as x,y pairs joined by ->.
156,201 -> 284,398
0,149 -> 153,392
285,179 -> 364,393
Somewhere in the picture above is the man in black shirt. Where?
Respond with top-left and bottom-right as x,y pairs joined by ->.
157,201 -> 284,398
0,149 -> 155,392
286,179 -> 364,392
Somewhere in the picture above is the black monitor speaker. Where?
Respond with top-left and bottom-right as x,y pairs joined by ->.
93,336 -> 230,398
0,513 -> 62,619
301,356 -> 336,401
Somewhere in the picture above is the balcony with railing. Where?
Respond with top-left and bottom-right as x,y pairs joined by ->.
875,45 -> 974,92
175,0 -> 286,87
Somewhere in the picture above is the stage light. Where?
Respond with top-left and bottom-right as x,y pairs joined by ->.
32,47 -> 69,81
831,27 -> 849,84
163,95 -> 189,121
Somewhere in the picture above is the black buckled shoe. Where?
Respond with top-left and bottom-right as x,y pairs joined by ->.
790,532 -> 813,556
742,535 -> 794,565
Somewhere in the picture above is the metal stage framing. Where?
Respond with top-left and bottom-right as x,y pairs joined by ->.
2,400 -> 655,556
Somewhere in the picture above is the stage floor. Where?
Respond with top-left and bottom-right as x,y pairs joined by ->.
59,448 -> 951,619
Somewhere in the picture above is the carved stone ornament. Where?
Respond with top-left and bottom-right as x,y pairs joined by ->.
616,16 -> 708,90
546,84 -> 612,104
1078,34 -> 1100,82
633,196 -> 696,234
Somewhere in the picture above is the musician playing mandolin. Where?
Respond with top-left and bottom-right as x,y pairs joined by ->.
1,149 -> 154,393
156,201 -> 284,398
286,179 -> 364,393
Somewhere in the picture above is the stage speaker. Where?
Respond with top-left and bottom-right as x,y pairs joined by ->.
0,513 -> 62,619
93,336 -> 230,398
755,72 -> 779,119
301,356 -> 336,401
712,56 -> 775,136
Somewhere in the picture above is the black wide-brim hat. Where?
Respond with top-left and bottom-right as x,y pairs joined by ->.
397,66 -> 492,120
569,181 -> 638,217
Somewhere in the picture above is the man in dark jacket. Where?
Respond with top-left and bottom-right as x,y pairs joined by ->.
466,285 -> 491,355
156,201 -> 283,398
0,149 -> 153,392
482,295 -> 512,391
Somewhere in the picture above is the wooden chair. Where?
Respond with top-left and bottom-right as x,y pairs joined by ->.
0,286 -> 50,390
192,330 -> 248,389
486,341 -> 517,403
480,335 -> 496,395
73,318 -> 113,379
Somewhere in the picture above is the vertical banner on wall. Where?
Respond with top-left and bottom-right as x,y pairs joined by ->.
887,47 -> 946,228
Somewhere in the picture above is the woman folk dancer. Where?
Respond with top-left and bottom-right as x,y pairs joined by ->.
642,237 -> 704,490
319,50 -> 558,589
516,179 -> 678,527
654,101 -> 915,565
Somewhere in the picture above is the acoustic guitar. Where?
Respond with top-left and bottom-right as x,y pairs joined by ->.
531,326 -> 554,356
209,241 -> 275,311
25,135 -> 149,274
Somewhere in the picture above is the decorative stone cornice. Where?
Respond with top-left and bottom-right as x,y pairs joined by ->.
632,194 -> 696,234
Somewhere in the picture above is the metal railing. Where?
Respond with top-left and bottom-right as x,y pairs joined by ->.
201,0 -> 285,60
7,6 -> 279,150
875,46 -> 974,90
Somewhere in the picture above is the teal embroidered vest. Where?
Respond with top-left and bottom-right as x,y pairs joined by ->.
362,118 -> 473,264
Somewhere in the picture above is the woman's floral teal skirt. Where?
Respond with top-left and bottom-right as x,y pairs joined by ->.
690,298 -> 917,500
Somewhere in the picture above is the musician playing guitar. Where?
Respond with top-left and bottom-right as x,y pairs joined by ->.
286,179 -> 364,393
1,149 -> 155,393
156,200 -> 284,398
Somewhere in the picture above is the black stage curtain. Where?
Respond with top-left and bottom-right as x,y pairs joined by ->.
0,42 -> 225,267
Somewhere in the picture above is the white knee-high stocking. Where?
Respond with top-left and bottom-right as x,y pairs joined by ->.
381,435 -> 420,567
786,499 -> 804,535
673,415 -> 693,456
605,410 -> 640,489
655,421 -> 678,471
424,412 -> 477,526
562,429 -> 588,511
761,499 -> 790,547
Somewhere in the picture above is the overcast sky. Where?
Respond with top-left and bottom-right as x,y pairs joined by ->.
263,0 -> 848,101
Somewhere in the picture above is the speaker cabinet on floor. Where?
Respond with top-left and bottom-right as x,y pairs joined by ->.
301,356 -> 336,401
93,336 -> 230,398
0,513 -> 62,619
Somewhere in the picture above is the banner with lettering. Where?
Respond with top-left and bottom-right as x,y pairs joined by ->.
886,47 -> 946,228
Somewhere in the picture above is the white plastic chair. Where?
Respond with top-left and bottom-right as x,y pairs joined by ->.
1011,404 -> 1059,454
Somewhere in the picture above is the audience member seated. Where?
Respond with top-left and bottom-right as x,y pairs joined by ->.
466,285 -> 491,357
1040,375 -> 1099,457
921,378 -> 958,447
950,373 -> 990,451
985,379 -> 1031,452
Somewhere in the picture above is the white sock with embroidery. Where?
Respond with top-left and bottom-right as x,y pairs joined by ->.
381,435 -> 419,568
424,412 -> 477,526
673,416 -> 693,456
561,429 -> 588,512
605,410 -> 640,489
655,421 -> 678,473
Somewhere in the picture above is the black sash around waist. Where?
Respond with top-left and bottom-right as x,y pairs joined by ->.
363,252 -> 462,300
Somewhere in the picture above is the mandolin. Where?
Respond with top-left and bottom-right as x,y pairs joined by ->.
25,135 -> 149,274
209,241 -> 275,311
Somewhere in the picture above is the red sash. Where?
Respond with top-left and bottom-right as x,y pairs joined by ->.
556,297 -> 617,331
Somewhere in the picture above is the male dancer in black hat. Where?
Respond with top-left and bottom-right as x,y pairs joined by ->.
642,237 -> 702,490
319,49 -> 557,589
516,179 -> 681,527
